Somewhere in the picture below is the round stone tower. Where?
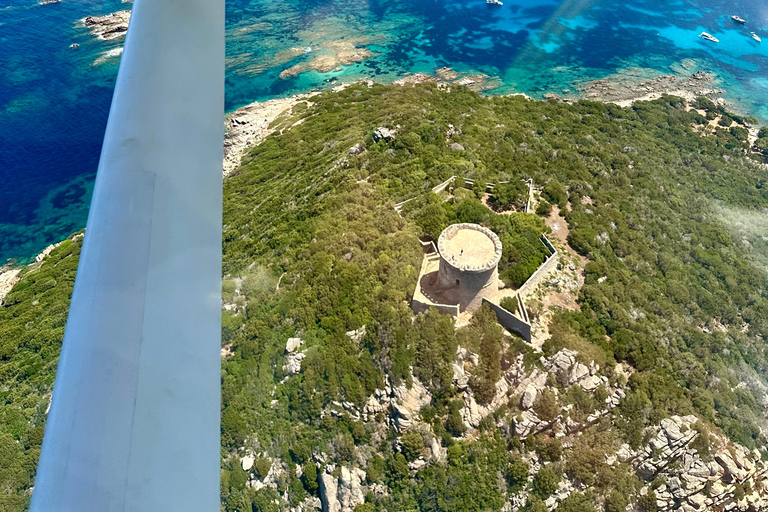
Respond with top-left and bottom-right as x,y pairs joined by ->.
437,223 -> 502,312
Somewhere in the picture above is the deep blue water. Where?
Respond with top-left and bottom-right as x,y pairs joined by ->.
2,0 -> 768,263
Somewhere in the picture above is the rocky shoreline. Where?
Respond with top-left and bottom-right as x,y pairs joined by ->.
224,93 -> 315,177
223,82 -> 366,177
0,267 -> 22,306
571,69 -> 724,106
221,67 -> 734,177
0,234 -> 82,305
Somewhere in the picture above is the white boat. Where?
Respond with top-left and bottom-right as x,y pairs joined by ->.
486,0 -> 503,5
699,32 -> 720,43
732,15 -> 746,24
752,32 -> 762,42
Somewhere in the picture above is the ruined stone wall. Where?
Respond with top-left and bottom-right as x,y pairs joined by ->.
483,298 -> 532,341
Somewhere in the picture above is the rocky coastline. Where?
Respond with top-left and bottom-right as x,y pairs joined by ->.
0,267 -> 22,306
0,234 -> 83,305
223,81 -> 368,177
558,68 -> 725,107
220,67 -> 737,178
222,69 -> 512,175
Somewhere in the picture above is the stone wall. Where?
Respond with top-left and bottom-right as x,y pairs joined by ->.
394,176 -> 457,211
517,235 -> 558,299
483,298 -> 532,341
411,298 -> 460,317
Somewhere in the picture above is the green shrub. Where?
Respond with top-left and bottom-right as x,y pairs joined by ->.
532,465 -> 561,499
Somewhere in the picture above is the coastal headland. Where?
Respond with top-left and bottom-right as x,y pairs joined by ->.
222,66 -> 742,178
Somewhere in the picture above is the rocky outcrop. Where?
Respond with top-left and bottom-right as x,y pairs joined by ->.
319,472 -> 340,512
573,69 -> 725,107
372,127 -> 396,142
337,467 -> 366,511
345,326 -> 366,344
0,267 -> 22,306
291,497 -> 322,512
391,403 -> 413,431
362,388 -> 390,418
361,375 -> 432,431
347,143 -> 365,157
286,337 -> 304,353
283,352 -> 306,375
452,360 -> 469,390
319,467 -> 366,512
241,454 -> 255,471
618,415 -> 768,512
635,415 -> 700,481
81,11 -> 131,40
540,348 -> 608,391
445,124 -> 461,140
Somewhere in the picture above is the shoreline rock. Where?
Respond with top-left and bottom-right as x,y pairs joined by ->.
566,68 -> 725,107
81,11 -> 131,40
0,267 -> 22,305
0,233 -> 83,305
223,92 -> 320,177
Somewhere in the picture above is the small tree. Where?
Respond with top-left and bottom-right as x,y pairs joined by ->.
251,457 -> 272,479
638,490 -> 658,512
604,490 -> 628,512
302,463 -> 319,494
532,465 -> 561,499
400,430 -> 425,461
507,456 -> 529,491
533,389 -> 559,422
472,179 -> 487,198
535,200 -> 552,216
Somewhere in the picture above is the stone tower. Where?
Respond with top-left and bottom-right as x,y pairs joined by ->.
437,223 -> 502,312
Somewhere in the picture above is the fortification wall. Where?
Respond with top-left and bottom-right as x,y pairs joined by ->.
483,298 -> 532,342
517,236 -> 559,300
411,299 -> 460,317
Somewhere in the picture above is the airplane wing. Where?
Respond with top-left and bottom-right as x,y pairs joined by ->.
30,0 -> 224,510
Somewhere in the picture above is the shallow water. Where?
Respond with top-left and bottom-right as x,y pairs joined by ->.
1,0 -> 767,263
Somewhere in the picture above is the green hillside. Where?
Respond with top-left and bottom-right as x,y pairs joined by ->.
3,83 -> 768,511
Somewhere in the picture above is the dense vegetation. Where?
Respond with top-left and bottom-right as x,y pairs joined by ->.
0,235 -> 81,511
3,82 -> 768,510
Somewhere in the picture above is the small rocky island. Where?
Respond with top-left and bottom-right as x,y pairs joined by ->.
81,11 -> 131,40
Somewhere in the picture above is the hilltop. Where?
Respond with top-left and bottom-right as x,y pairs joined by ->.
3,83 -> 768,511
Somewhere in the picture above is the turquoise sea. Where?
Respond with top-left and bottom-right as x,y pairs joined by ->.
1,0 -> 767,263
